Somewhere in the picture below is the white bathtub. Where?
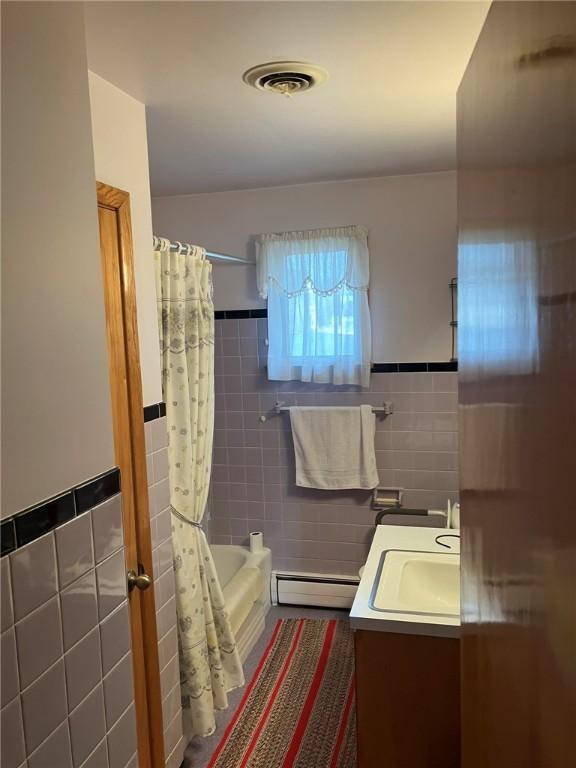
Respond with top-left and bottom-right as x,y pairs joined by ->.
210,544 -> 272,662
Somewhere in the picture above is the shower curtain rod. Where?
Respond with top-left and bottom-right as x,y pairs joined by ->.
153,235 -> 253,265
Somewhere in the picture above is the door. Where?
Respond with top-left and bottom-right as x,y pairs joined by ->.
97,182 -> 165,767
457,3 -> 576,766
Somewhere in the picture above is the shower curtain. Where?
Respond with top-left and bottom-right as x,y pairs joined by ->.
153,238 -> 244,738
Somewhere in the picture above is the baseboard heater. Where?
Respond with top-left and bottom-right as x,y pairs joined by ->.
272,572 -> 360,610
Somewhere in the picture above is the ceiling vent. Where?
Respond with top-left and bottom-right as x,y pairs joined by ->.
242,61 -> 329,97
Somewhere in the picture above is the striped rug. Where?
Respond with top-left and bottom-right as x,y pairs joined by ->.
208,619 -> 356,768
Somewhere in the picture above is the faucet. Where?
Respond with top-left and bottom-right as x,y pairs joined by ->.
445,499 -> 461,529
374,507 -> 433,526
434,533 -> 460,550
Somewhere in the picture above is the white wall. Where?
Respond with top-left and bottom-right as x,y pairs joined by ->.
89,72 -> 162,406
152,171 -> 457,362
2,3 -> 114,516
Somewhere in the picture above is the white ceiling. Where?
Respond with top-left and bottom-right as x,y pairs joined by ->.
84,1 -> 490,196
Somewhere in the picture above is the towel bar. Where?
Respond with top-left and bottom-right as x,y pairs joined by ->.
259,400 -> 393,423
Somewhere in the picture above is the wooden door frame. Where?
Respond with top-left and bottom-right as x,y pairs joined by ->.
97,181 -> 165,767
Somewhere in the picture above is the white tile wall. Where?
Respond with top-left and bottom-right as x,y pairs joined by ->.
0,495 -> 137,768
144,416 -> 185,766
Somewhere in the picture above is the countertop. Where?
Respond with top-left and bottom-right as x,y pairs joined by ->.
349,525 -> 461,638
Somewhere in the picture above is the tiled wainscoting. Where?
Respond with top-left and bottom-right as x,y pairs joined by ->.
209,316 -> 459,576
144,414 -> 185,768
1,493 -> 138,768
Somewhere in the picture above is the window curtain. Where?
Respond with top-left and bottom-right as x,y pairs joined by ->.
153,238 -> 244,739
256,225 -> 372,387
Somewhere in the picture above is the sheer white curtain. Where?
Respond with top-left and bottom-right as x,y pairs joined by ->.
153,238 -> 243,739
256,225 -> 372,387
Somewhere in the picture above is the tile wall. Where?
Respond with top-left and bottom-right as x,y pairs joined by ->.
144,415 -> 185,768
1,493 -> 138,768
209,317 -> 459,576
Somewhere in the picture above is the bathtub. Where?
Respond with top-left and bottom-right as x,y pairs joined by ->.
210,544 -> 272,662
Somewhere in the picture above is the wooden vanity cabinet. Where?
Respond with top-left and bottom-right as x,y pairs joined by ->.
354,629 -> 460,768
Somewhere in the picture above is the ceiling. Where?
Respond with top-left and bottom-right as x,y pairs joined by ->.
84,1 -> 490,196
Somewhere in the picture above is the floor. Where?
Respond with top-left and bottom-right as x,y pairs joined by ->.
182,605 -> 349,768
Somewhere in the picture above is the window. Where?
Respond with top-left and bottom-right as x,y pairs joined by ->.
256,225 -> 372,387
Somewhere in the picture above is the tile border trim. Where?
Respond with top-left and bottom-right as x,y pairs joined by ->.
213,310 -> 457,371
143,402 -> 167,423
371,361 -> 458,372
1,468 -> 121,557
214,309 -> 267,319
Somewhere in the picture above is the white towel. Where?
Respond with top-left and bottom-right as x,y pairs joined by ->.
289,405 -> 379,490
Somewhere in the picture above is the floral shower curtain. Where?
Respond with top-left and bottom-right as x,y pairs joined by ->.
153,238 -> 244,738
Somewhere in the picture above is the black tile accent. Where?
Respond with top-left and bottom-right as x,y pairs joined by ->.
223,309 -> 250,319
14,492 -> 76,547
144,403 -> 160,423
1,519 -> 16,557
2,465 -> 122,555
370,361 -> 458,373
428,361 -> 458,372
398,362 -> 428,372
371,363 -> 399,373
74,469 -> 121,515
214,309 -> 269,320
143,402 -> 166,422
249,308 -> 268,318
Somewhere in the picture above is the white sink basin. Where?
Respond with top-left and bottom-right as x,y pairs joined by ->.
350,526 -> 461,637
371,550 -> 460,616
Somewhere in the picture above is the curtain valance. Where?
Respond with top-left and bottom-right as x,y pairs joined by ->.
256,225 -> 369,298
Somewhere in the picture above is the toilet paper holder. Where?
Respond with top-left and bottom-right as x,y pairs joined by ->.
372,487 -> 403,511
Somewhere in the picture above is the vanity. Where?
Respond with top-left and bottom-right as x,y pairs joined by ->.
350,526 -> 460,768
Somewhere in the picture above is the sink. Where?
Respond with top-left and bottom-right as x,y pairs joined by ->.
371,550 -> 460,617
350,526 -> 460,637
